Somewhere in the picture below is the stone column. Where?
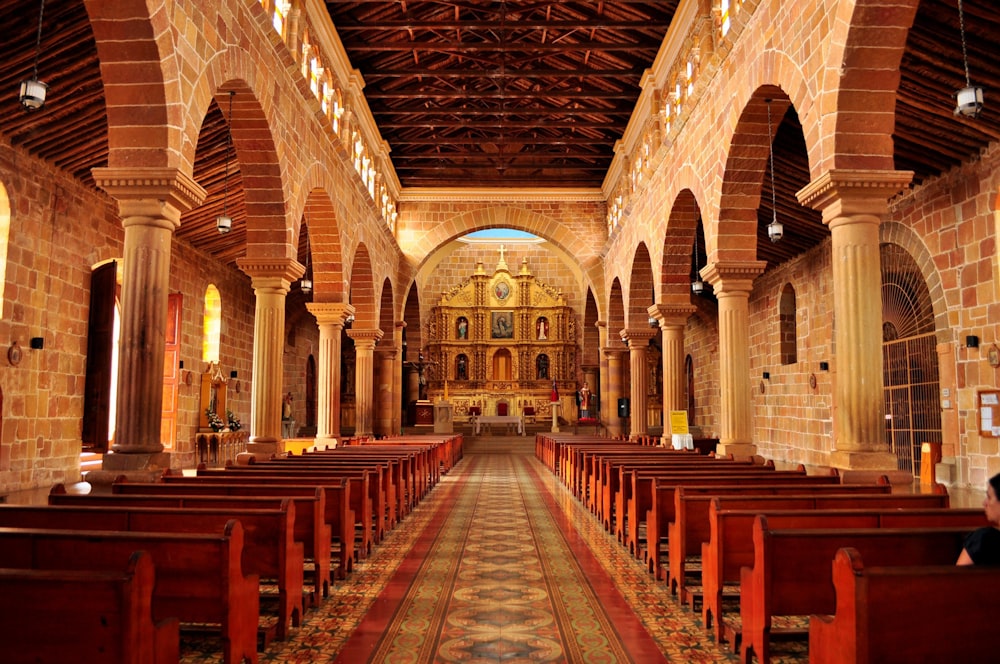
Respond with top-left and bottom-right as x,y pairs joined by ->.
374,342 -> 397,437
649,303 -> 696,445
392,321 -> 406,435
604,347 -> 625,437
596,321 -> 610,426
305,302 -> 355,447
238,257 -> 305,457
703,261 -> 766,458
348,328 -> 383,437
622,328 -> 658,439
798,169 -> 912,471
92,168 -> 205,478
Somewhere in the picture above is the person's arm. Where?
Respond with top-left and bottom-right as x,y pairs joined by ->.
957,548 -> 974,566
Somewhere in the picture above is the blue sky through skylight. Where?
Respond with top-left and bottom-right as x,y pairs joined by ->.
464,228 -> 538,240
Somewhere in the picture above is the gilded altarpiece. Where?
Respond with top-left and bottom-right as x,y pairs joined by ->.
425,257 -> 577,420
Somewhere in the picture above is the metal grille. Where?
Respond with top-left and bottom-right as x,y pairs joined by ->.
883,333 -> 940,475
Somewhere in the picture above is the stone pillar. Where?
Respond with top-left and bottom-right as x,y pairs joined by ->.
596,321 -> 610,426
92,168 -> 205,478
374,343 -> 397,437
798,169 -> 913,471
649,303 -> 696,445
392,321 -> 406,435
238,257 -> 305,457
305,302 -> 354,447
604,347 -> 625,437
703,261 -> 766,458
348,329 -> 383,437
622,328 -> 658,439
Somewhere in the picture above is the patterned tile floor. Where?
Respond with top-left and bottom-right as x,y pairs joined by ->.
179,438 -> 811,663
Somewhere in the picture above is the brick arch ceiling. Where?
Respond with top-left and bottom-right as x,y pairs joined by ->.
349,244 -> 376,328
608,279 -> 625,332
303,190 -> 346,303
661,189 -> 701,300
627,242 -> 655,328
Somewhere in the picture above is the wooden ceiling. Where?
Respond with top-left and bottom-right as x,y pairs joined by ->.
1,1 -> 998,272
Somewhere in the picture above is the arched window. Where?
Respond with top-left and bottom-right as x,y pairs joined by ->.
685,354 -> 695,425
203,285 -> 222,363
779,283 -> 797,365
0,181 -> 9,318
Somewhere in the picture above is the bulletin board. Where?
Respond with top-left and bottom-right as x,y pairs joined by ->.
979,390 -> 1000,438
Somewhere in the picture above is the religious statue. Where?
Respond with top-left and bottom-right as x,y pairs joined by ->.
550,379 -> 559,403
537,317 -> 548,340
457,354 -> 468,380
536,354 -> 549,379
578,384 -> 593,418
457,317 -> 468,339
282,392 -> 293,420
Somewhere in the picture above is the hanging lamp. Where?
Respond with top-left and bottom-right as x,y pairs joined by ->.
691,229 -> 705,295
765,99 -> 783,243
955,0 -> 984,118
300,219 -> 313,295
217,91 -> 235,234
18,0 -> 48,111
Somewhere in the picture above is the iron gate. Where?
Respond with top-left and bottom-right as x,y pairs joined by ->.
882,332 -> 941,476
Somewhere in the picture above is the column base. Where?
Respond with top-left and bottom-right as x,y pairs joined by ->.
828,450 -> 912,485
86,451 -> 173,490
247,439 -> 284,459
314,435 -> 339,450
716,442 -> 757,460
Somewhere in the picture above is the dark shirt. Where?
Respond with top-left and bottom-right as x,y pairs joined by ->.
963,527 -> 1000,565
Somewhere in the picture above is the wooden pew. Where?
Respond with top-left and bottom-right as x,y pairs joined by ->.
0,521 -> 259,664
0,501 -> 304,643
50,484 -> 332,598
664,483 -> 891,594
0,550 -> 179,664
738,516 -> 974,664
700,493 -> 954,642
147,477 -> 355,579
809,547 -> 1000,664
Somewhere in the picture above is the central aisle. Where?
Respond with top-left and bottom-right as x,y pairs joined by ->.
234,437 -> 741,663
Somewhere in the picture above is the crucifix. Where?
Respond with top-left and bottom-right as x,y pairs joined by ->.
498,244 -> 506,263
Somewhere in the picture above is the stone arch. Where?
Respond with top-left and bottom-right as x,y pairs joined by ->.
627,243 -> 655,328
879,221 -> 951,344
303,182 -> 346,303
377,277 -> 394,337
716,86 -> 793,264
85,0 -> 177,169
349,244 -> 377,328
825,0 -> 920,174
661,189 -> 704,301
608,278 -> 625,336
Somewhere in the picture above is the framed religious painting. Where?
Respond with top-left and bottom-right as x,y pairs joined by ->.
491,311 -> 514,339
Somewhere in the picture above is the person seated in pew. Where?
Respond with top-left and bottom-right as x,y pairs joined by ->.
957,472 -> 1000,565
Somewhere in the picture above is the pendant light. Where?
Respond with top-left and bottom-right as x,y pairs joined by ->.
300,220 -> 313,295
217,91 -> 235,234
18,0 -> 48,111
765,99 -> 783,243
691,227 -> 705,295
955,0 -> 984,118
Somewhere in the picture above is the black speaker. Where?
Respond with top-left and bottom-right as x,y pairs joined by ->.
29,337 -> 43,350
617,398 -> 630,418
966,335 -> 980,348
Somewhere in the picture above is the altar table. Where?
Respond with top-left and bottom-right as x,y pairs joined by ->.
472,415 -> 524,436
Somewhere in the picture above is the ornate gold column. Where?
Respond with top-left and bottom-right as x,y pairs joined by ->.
348,329 -> 383,437
305,302 -> 354,447
374,341 -> 397,437
238,257 -> 305,457
703,261 -> 766,458
622,328 -> 658,439
798,169 -> 913,470
604,347 -> 625,437
649,303 -> 696,445
92,168 -> 205,476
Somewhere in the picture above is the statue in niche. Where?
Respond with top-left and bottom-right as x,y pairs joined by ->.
457,317 -> 468,339
537,317 -> 548,340
536,354 -> 549,379
457,354 -> 468,380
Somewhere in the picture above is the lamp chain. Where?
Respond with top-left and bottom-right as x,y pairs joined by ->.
958,0 -> 973,88
31,0 -> 46,79
223,91 -> 234,216
766,99 -> 778,225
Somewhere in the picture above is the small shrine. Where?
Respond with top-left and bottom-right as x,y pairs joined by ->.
422,246 -> 579,421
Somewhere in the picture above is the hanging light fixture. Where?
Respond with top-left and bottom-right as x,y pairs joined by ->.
955,0 -> 984,118
217,91 -> 235,234
691,228 -> 705,295
18,0 -> 48,111
765,99 -> 783,243
300,219 -> 313,295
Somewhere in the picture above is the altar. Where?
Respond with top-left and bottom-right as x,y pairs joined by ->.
471,415 -> 524,436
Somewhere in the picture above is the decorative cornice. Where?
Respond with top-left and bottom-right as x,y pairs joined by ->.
701,260 -> 767,292
397,187 -> 605,204
648,302 -> 696,324
347,328 -> 385,344
620,328 -> 658,344
306,302 -> 355,325
237,257 -> 306,284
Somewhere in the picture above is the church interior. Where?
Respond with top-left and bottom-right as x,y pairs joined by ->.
1,0 -> 999,661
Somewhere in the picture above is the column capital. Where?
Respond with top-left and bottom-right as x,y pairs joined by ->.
306,302 -> 356,326
648,302 -> 695,327
702,261 -> 766,294
796,169 -> 913,222
347,327 -> 384,349
238,257 -> 305,289
93,167 -> 207,228
620,328 -> 658,348
602,346 -> 626,359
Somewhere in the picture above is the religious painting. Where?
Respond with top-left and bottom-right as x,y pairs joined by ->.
491,311 -> 514,338
494,280 -> 511,301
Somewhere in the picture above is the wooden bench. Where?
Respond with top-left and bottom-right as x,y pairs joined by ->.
809,547 -> 1000,664
149,476 -> 355,579
51,484 -> 331,598
700,493 -> 954,642
738,516 -> 975,664
0,501 -> 304,643
661,483 -> 893,590
0,521 -> 259,664
0,550 -> 179,664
